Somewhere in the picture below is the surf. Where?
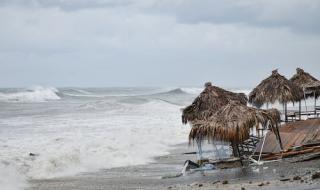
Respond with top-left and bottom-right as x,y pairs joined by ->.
0,86 -> 61,103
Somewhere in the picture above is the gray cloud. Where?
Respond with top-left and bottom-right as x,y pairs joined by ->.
1,0 -> 320,34
0,0 -> 134,10
0,0 -> 319,87
143,0 -> 320,34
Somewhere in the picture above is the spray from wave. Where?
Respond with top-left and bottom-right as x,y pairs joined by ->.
0,94 -> 189,190
0,86 -> 60,103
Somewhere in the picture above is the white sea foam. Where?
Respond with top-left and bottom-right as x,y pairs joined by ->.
0,97 -> 189,189
0,164 -> 27,190
180,87 -> 203,95
0,86 -> 60,102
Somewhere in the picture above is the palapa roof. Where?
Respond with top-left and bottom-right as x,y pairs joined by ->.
182,82 -> 248,124
290,68 -> 318,88
290,68 -> 320,98
182,82 -> 280,144
249,70 -> 303,108
188,101 -> 281,144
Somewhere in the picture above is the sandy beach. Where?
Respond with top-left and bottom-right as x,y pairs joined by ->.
28,143 -> 320,190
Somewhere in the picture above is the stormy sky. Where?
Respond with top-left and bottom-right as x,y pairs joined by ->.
0,0 -> 320,88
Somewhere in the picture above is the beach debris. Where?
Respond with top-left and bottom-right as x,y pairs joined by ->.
161,173 -> 182,179
241,187 -> 245,190
279,178 -> 290,182
212,180 -> 220,185
29,153 -> 39,157
190,182 -> 203,187
254,119 -> 320,161
293,176 -> 301,180
258,182 -> 264,186
183,151 -> 197,155
222,180 -> 228,184
183,160 -> 199,171
252,167 -> 260,173
311,172 -> 320,180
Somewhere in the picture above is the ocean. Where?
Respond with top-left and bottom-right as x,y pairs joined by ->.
0,86 -> 204,190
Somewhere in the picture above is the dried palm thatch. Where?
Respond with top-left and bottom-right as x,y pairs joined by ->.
290,68 -> 320,98
290,68 -> 318,87
188,101 -> 281,144
304,81 -> 320,99
182,83 -> 248,124
249,70 -> 303,108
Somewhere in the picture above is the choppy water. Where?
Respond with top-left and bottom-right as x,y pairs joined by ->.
0,86 -> 204,190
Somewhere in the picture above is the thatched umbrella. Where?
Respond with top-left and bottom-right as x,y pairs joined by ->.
290,68 -> 320,117
188,101 -> 282,156
182,83 -> 281,158
182,82 -> 248,124
290,68 -> 318,89
249,70 -> 304,121
303,80 -> 320,115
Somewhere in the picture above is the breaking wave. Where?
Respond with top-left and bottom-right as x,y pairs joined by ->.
0,86 -> 61,103
150,88 -> 202,96
0,98 -> 189,190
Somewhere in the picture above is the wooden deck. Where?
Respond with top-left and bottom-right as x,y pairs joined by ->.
255,119 -> 320,154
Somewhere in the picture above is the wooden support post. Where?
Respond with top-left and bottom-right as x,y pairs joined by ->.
275,123 -> 283,151
315,91 -> 317,116
299,100 -> 301,121
231,142 -> 240,158
285,102 -> 288,122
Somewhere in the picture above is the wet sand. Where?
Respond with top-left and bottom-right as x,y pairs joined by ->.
29,144 -> 320,190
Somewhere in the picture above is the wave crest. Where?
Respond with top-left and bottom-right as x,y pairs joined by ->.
0,86 -> 61,103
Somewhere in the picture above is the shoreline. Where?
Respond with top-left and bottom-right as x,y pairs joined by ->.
29,143 -> 320,190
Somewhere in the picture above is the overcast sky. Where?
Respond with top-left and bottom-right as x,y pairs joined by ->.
0,0 -> 319,88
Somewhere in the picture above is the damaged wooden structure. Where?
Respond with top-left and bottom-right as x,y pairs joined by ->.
182,82 -> 283,167
254,119 -> 320,161
182,68 -> 320,170
247,68 -> 320,163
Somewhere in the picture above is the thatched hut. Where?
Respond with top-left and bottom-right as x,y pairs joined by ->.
290,68 -> 319,97
182,82 -> 247,124
188,101 -> 282,157
249,70 -> 303,121
182,82 -> 282,159
290,68 -> 317,86
290,68 -> 320,118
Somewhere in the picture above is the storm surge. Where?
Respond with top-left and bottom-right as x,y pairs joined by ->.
0,87 -> 194,190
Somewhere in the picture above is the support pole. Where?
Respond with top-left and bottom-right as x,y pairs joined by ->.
284,102 -> 288,122
275,123 -> 283,151
315,91 -> 317,116
299,100 -> 301,121
304,88 -> 308,112
196,139 -> 203,161
231,142 -> 240,158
